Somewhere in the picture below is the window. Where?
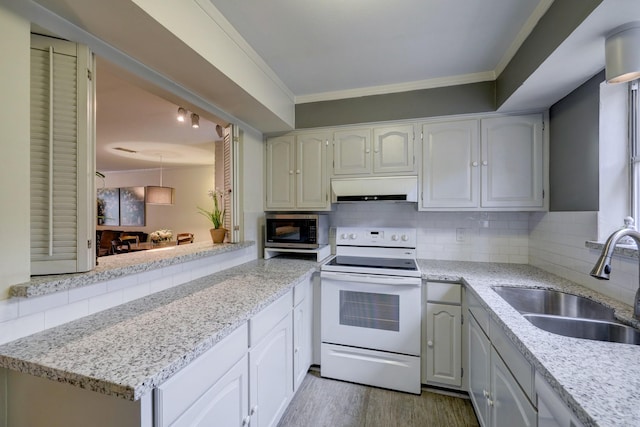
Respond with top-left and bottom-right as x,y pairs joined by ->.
631,81 -> 640,224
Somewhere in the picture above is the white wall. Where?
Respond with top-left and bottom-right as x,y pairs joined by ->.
0,7 -> 30,299
597,81 -> 629,240
241,126 -> 265,255
100,166 -> 215,243
329,204 -> 530,264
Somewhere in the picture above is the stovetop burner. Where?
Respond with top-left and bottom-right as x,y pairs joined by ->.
326,255 -> 418,271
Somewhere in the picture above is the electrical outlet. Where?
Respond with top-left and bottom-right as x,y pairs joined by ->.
456,228 -> 465,242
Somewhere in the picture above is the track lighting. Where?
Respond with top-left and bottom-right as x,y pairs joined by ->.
191,113 -> 200,129
176,107 -> 186,122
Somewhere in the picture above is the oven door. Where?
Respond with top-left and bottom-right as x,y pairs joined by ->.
321,270 -> 421,356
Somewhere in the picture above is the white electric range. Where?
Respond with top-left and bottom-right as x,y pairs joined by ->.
320,227 -> 422,394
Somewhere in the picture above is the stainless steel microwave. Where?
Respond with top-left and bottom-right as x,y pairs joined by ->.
265,214 -> 328,249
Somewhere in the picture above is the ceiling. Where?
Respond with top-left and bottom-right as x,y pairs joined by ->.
209,0 -> 548,102
24,0 -> 640,171
96,59 -> 220,172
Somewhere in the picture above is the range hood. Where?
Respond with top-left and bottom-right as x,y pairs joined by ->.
331,176 -> 418,203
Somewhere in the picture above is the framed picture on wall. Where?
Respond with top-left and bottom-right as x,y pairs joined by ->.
97,188 -> 120,226
120,186 -> 146,226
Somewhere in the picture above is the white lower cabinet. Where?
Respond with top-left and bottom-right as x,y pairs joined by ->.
155,323 -> 249,427
155,289 -> 299,427
248,291 -> 294,427
293,278 -> 313,392
468,296 -> 536,427
536,372 -> 585,427
423,282 -> 462,387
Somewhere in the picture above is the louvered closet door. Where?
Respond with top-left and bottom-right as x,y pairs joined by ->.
30,35 -> 94,274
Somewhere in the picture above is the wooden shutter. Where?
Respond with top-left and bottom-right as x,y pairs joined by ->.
223,124 -> 241,242
30,35 -> 94,274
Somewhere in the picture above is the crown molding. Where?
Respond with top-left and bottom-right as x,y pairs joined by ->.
495,0 -> 555,76
295,71 -> 496,104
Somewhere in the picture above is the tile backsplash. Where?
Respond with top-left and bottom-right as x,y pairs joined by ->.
328,204 -> 529,263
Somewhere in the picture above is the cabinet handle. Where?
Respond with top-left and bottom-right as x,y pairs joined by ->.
294,347 -> 299,353
250,406 -> 258,415
487,398 -> 494,407
289,170 -> 293,175
242,415 -> 251,426
427,340 -> 433,348
365,149 -> 371,153
296,169 -> 301,174
483,389 -> 489,398
482,160 -> 488,166
472,161 -> 478,167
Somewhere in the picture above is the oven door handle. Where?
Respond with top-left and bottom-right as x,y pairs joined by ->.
321,271 -> 421,286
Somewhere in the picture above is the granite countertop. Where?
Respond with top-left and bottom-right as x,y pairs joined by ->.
419,260 -> 640,427
0,257 -> 317,401
11,241 -> 255,298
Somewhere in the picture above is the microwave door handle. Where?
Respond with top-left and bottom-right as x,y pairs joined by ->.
321,271 -> 420,286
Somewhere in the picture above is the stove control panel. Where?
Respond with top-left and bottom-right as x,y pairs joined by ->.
335,227 -> 417,248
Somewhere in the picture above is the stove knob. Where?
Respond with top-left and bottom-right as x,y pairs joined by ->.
391,234 -> 399,241
340,233 -> 348,240
349,233 -> 357,240
401,234 -> 409,241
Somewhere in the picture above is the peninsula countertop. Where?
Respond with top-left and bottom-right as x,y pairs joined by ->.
0,257 -> 317,401
418,260 -> 640,427
11,241 -> 255,298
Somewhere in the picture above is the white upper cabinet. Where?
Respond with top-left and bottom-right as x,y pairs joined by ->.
332,128 -> 372,175
332,125 -> 416,176
265,132 -> 330,211
296,133 -> 330,209
373,125 -> 416,174
422,120 -> 479,208
480,115 -> 544,208
266,135 -> 296,209
420,114 -> 545,211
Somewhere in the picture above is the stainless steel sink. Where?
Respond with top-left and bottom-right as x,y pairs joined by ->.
522,314 -> 640,345
492,286 -> 640,345
492,286 -> 615,320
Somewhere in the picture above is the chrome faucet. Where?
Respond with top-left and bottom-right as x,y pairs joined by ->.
590,228 -> 640,319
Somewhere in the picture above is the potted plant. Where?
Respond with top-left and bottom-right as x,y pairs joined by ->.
197,189 -> 226,243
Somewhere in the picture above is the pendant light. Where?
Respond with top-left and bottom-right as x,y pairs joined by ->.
146,154 -> 175,205
605,22 -> 640,84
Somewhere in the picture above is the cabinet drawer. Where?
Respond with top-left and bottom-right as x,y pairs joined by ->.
155,322 -> 248,427
249,290 -> 293,347
490,317 -> 535,403
427,282 -> 461,304
467,291 -> 490,335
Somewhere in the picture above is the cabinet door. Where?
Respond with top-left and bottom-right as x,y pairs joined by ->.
490,347 -> 536,427
170,356 -> 249,427
422,120 -> 479,208
332,129 -> 371,175
481,115 -> 544,208
373,125 -> 416,174
536,372 -> 585,427
469,315 -> 491,427
425,303 -> 462,387
296,133 -> 329,209
293,300 -> 309,392
249,312 -> 293,427
265,136 -> 296,209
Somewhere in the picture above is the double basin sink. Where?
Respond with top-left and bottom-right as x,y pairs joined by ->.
493,286 -> 640,345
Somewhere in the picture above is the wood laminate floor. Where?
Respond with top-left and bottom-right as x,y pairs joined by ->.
278,371 -> 480,427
